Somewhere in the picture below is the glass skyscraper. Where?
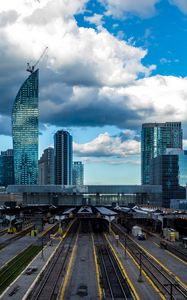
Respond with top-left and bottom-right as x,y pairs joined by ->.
54,130 -> 73,185
73,161 -> 84,185
0,149 -> 14,186
141,122 -> 182,185
151,149 -> 187,207
12,70 -> 39,185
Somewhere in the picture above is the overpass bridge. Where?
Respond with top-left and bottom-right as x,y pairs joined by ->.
6,184 -> 162,207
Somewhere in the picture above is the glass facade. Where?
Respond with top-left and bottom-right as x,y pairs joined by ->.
178,150 -> 187,186
54,130 -> 72,185
39,147 -> 54,185
151,151 -> 187,207
0,150 -> 14,186
12,70 -> 38,184
73,161 -> 84,185
141,122 -> 182,185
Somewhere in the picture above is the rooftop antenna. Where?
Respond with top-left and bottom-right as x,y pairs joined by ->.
26,46 -> 48,73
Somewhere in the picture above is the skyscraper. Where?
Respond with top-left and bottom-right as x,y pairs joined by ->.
141,122 -> 182,185
12,70 -> 39,185
54,130 -> 72,185
151,149 -> 187,207
0,149 -> 14,186
39,147 -> 54,185
73,161 -> 84,185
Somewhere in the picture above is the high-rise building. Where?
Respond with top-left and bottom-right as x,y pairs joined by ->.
12,70 -> 39,185
0,149 -> 14,187
141,122 -> 182,185
39,147 -> 54,185
151,149 -> 187,207
54,130 -> 72,185
73,161 -> 84,185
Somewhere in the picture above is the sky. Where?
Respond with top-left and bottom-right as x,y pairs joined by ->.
1,0 -> 187,185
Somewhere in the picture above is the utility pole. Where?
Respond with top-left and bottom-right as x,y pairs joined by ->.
164,283 -> 179,300
124,234 -> 127,259
137,251 -> 143,282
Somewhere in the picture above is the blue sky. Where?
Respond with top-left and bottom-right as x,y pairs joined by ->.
1,0 -> 187,184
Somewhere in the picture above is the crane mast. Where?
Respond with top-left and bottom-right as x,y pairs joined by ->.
26,46 -> 48,73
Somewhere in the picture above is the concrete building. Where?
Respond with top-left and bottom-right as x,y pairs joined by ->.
73,161 -> 84,185
141,122 -> 182,185
0,149 -> 14,187
39,147 -> 54,185
54,130 -> 72,185
151,149 -> 187,207
12,69 -> 39,184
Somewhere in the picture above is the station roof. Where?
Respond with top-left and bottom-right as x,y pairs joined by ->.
96,207 -> 117,216
62,208 -> 76,215
77,206 -> 93,214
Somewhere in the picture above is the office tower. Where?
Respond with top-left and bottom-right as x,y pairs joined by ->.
39,147 -> 54,185
151,149 -> 187,207
12,70 -> 39,184
54,130 -> 72,185
0,149 -> 14,186
73,161 -> 84,185
141,122 -> 182,185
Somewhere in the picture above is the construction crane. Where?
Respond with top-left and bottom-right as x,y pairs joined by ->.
26,46 -> 48,73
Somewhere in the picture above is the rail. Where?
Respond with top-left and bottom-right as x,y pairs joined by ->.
0,225 -> 34,251
95,233 -> 135,300
112,223 -> 187,300
30,220 -> 79,300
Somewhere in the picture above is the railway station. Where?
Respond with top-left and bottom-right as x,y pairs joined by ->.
0,198 -> 187,300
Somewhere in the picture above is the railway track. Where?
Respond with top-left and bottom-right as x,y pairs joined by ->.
29,220 -> 79,300
112,223 -> 187,300
0,228 -> 7,237
0,223 -> 59,252
94,234 -> 135,300
160,241 -> 187,263
0,225 -> 34,251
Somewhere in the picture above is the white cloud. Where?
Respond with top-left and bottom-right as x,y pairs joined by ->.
123,75 -> 187,123
1,0 -> 187,139
160,57 -> 179,64
169,0 -> 187,14
0,0 -> 154,90
73,132 -> 140,157
84,13 -> 104,27
82,158 -> 140,165
99,0 -> 160,19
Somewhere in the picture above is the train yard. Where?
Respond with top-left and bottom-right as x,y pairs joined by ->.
0,206 -> 186,300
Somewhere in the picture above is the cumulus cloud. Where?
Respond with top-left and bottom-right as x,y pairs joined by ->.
169,0 -> 187,14
0,10 -> 19,27
99,0 -> 160,19
123,75 -> 187,123
73,132 -> 140,157
0,0 -> 157,136
0,0 -> 156,137
1,0 -> 187,141
39,75 -> 187,130
1,0 -> 151,88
